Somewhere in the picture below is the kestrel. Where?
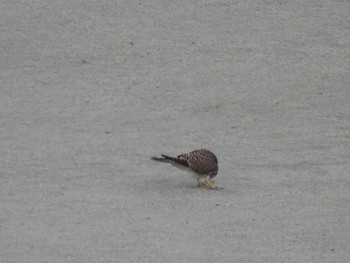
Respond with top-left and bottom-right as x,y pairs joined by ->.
151,149 -> 218,189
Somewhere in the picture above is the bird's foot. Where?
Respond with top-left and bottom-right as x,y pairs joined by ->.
203,178 -> 215,189
196,182 -> 205,188
195,178 -> 221,190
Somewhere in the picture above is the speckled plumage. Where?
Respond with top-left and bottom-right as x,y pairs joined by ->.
151,149 -> 218,188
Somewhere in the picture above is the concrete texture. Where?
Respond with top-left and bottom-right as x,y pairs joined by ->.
1,0 -> 349,262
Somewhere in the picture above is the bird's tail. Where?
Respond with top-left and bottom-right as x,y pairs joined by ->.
151,154 -> 189,168
151,156 -> 171,163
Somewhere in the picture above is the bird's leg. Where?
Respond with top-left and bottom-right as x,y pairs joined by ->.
196,177 -> 204,188
204,177 -> 215,189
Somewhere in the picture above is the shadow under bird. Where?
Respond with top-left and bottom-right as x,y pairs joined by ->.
151,149 -> 218,189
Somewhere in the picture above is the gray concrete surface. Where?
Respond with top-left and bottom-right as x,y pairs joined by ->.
1,0 -> 349,262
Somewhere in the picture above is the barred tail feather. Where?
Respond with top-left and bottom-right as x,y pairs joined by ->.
161,155 -> 189,168
151,157 -> 171,163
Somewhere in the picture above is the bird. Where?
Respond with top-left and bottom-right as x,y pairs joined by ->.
151,149 -> 218,189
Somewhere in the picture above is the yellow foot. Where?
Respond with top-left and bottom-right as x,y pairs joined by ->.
196,182 -> 205,188
204,178 -> 215,189
196,178 -> 217,189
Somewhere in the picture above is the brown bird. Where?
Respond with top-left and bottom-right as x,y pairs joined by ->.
151,149 -> 218,188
